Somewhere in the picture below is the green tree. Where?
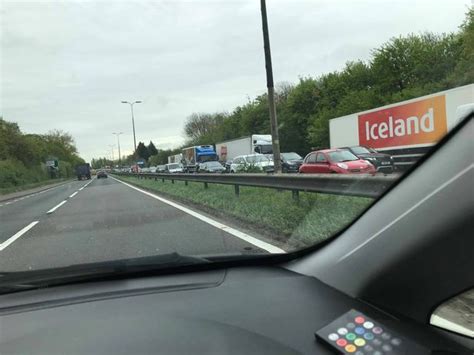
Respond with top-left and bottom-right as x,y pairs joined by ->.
148,141 -> 158,156
135,142 -> 150,161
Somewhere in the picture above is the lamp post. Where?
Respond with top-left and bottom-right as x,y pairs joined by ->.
112,132 -> 123,167
260,0 -> 281,173
121,100 -> 142,154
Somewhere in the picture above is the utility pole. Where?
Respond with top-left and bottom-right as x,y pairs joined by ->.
113,132 -> 123,167
260,0 -> 281,173
121,100 -> 142,154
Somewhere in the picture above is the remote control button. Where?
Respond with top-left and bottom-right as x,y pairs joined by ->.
345,344 -> 357,353
336,339 -> 348,347
355,351 -> 365,355
381,333 -> 391,340
363,321 -> 374,329
347,322 -> 356,329
363,332 -> 374,340
372,327 -> 383,334
346,333 -> 357,341
373,351 -> 383,355
391,338 -> 402,346
355,326 -> 365,335
354,338 -> 366,346
355,316 -> 365,324
328,333 -> 339,341
373,339 -> 382,346
338,327 -> 348,335
364,344 -> 374,352
382,344 -> 392,352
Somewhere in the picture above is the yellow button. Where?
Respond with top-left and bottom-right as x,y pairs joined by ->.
354,338 -> 366,346
345,344 -> 356,353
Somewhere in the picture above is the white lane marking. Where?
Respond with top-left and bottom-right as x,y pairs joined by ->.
69,191 -> 78,198
110,176 -> 285,254
338,164 -> 474,262
47,200 -> 67,214
0,221 -> 39,251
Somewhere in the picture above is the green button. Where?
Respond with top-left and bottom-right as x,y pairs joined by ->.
346,333 -> 356,341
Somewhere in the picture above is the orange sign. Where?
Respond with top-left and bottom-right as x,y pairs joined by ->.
358,95 -> 447,149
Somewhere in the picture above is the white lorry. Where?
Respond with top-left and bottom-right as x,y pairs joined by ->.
329,84 -> 473,170
215,134 -> 273,162
167,153 -> 183,164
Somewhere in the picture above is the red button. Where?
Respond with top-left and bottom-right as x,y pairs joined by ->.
355,316 -> 365,324
336,339 -> 347,347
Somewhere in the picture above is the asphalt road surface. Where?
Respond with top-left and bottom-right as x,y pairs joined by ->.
0,176 -> 283,272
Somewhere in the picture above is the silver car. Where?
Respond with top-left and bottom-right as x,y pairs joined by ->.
229,154 -> 274,173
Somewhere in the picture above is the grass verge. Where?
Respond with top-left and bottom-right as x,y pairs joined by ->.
0,178 -> 70,196
116,175 -> 374,250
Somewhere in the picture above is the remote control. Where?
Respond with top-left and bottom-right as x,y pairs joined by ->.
315,309 -> 429,354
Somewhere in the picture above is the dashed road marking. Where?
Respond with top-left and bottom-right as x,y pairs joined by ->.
47,200 -> 67,214
69,191 -> 78,198
0,221 -> 39,251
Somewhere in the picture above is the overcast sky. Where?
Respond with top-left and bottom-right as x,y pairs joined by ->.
1,0 -> 471,162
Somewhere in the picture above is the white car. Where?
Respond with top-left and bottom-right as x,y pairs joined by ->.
230,154 -> 274,173
165,163 -> 184,173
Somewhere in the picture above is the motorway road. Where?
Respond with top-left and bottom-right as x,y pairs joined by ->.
0,176 -> 283,272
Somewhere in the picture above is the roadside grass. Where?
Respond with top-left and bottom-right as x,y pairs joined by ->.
116,175 -> 374,249
0,178 -> 70,196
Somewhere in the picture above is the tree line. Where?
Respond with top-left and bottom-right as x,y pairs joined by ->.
0,117 -> 85,188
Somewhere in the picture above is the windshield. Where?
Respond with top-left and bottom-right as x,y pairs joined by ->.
350,147 -> 371,155
328,151 -> 359,162
282,152 -> 302,160
0,1 -> 472,278
246,155 -> 270,163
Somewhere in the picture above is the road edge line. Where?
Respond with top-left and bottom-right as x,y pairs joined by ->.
110,176 -> 285,254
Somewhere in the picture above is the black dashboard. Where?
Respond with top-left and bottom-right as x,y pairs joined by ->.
0,266 -> 470,354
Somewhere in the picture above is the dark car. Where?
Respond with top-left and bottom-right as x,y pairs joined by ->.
97,170 -> 108,179
199,161 -> 225,173
341,146 -> 394,173
280,152 -> 303,173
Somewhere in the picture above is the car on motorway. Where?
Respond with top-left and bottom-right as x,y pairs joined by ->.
230,154 -> 274,173
299,149 -> 376,174
165,163 -> 184,173
280,152 -> 303,173
198,161 -> 225,173
156,165 -> 167,173
97,170 -> 108,178
341,146 -> 394,173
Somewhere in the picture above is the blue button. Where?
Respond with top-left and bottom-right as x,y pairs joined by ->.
363,332 -> 374,340
355,327 -> 365,335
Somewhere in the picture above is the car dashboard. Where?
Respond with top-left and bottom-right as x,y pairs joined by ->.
0,266 -> 470,354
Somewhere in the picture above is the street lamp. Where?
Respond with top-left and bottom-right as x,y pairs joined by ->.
112,132 -> 123,167
121,100 -> 142,153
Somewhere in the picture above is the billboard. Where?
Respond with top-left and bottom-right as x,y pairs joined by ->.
358,95 -> 447,149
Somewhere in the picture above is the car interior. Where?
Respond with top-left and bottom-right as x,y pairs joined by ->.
0,115 -> 472,354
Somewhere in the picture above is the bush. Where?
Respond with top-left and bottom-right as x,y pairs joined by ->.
0,159 -> 48,188
236,163 -> 264,173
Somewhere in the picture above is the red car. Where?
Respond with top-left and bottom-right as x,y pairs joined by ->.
299,149 -> 376,174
